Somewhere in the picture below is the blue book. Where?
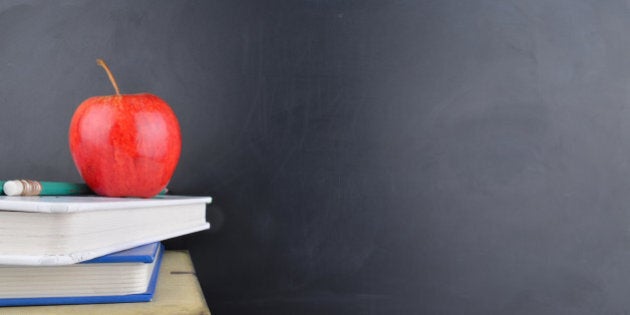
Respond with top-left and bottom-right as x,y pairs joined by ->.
0,242 -> 164,307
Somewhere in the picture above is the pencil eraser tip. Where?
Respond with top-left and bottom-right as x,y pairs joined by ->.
3,181 -> 23,196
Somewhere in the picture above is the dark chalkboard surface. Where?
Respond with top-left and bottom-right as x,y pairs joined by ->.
2,0 -> 630,313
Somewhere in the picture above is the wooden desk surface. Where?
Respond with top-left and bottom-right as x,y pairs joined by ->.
0,251 -> 211,315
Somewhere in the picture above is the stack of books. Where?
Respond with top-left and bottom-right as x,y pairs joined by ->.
0,194 -> 211,307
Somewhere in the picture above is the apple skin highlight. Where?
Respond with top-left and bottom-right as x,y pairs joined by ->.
69,93 -> 181,198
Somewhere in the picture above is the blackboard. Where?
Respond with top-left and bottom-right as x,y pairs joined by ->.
3,0 -> 630,313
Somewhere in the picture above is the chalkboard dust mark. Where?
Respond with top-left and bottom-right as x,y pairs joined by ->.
171,271 -> 196,275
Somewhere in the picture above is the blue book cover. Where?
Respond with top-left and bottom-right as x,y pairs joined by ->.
0,243 -> 164,307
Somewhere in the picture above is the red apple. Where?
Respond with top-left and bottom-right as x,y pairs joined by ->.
69,59 -> 181,198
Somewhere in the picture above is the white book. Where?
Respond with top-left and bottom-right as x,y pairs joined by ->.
0,195 -> 211,266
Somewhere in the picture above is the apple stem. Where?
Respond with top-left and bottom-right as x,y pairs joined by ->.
96,59 -> 121,96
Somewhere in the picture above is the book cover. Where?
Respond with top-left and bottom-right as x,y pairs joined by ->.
0,195 -> 211,265
0,195 -> 212,213
0,243 -> 164,307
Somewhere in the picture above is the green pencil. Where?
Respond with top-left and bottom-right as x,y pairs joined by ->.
2,180 -> 91,196
1,180 -> 169,197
